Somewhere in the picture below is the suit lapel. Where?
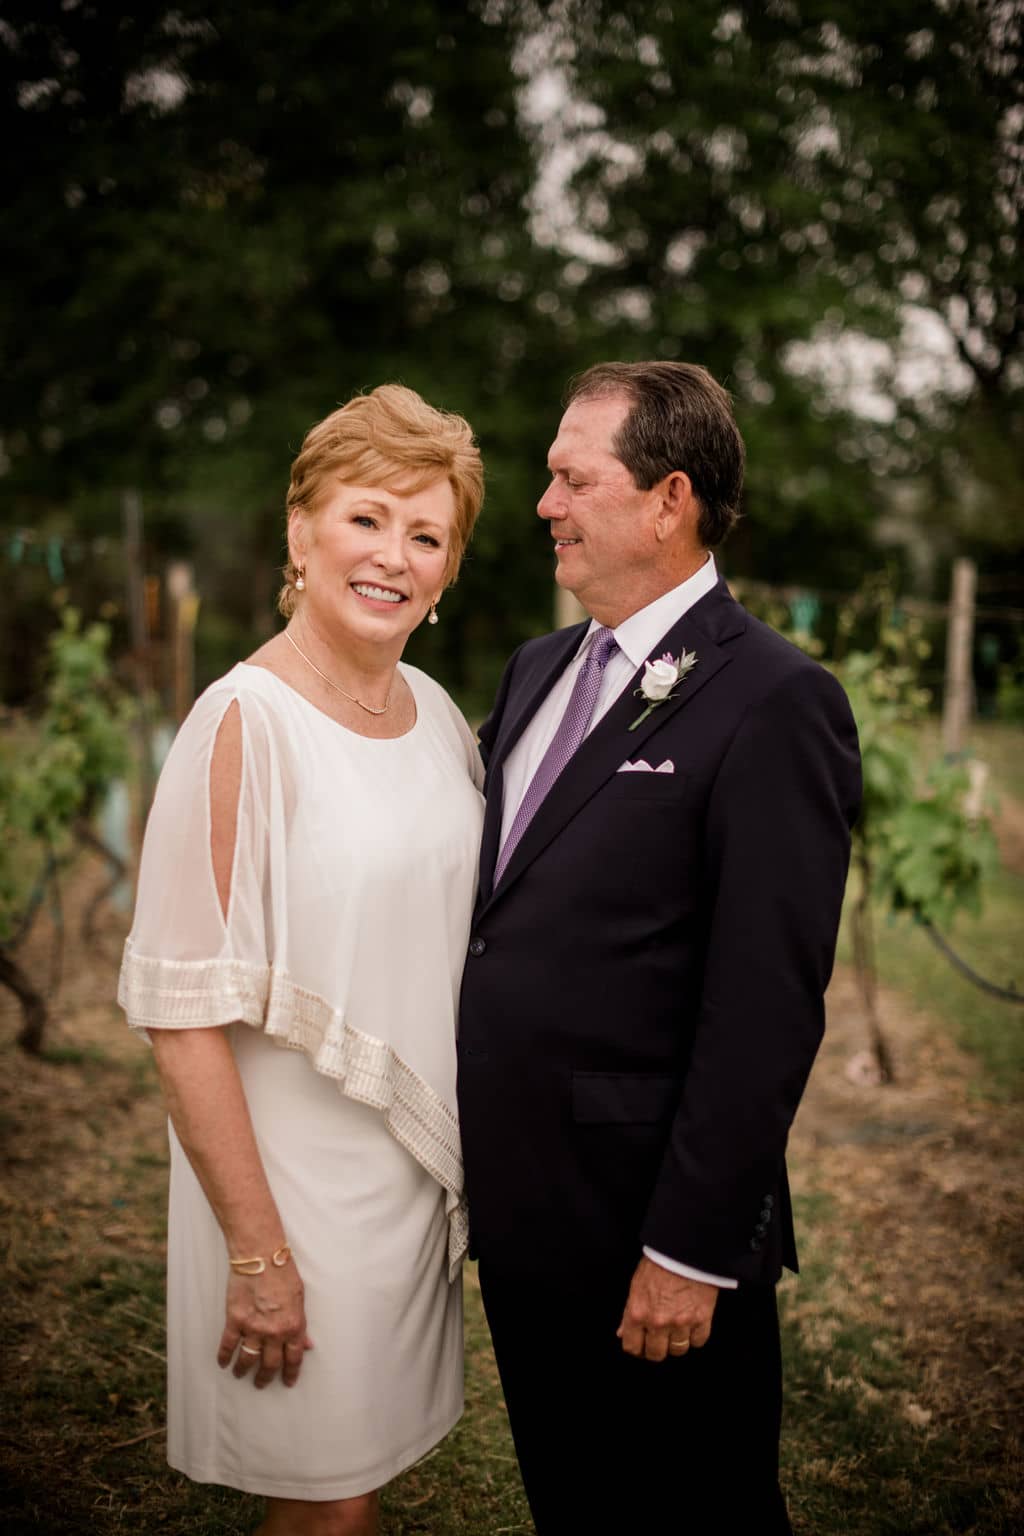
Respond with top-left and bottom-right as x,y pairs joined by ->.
480,582 -> 745,913
478,621 -> 589,905
487,622 -> 589,782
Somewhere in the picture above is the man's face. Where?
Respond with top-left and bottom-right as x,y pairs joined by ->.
537,392 -> 662,625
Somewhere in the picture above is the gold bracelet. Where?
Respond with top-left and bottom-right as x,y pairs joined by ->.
229,1243 -> 292,1277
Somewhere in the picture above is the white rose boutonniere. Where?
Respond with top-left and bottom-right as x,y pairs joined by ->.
629,648 -> 698,731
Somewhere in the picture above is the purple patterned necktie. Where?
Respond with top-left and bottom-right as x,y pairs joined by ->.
494,626 -> 619,885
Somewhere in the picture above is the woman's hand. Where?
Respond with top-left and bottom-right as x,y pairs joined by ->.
217,1261 -> 313,1389
149,1026 -> 313,1391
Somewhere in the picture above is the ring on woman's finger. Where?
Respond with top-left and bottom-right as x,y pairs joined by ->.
238,1342 -> 262,1357
668,1338 -> 690,1352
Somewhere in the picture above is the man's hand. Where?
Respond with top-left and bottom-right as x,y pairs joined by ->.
616,1255 -> 719,1362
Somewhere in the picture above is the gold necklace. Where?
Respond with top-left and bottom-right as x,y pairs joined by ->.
284,629 -> 393,716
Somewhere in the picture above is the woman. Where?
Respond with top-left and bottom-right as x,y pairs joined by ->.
118,385 -> 485,1536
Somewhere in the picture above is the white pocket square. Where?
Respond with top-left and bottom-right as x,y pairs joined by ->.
617,758 -> 675,774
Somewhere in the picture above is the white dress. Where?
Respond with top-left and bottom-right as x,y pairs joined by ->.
118,661 -> 484,1499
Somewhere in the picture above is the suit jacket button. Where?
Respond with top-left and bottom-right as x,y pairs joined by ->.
763,1194 -> 775,1209
469,937 -> 487,957
754,1221 -> 769,1237
749,1237 -> 762,1252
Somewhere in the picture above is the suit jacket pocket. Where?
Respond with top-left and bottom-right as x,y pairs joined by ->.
606,770 -> 690,800
571,1071 -> 678,1125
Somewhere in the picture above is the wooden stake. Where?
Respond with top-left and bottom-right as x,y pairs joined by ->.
166,561 -> 199,724
554,584 -> 586,629
941,557 -> 977,758
122,488 -> 154,828
850,844 -> 894,1084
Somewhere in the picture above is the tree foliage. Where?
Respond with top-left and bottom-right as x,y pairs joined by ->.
878,762 -> 996,929
531,0 -> 1023,578
0,607 -> 132,1052
838,642 -> 997,927
0,608 -> 132,952
830,614 -> 998,1078
1,2 -> 1021,704
0,0 -> 572,703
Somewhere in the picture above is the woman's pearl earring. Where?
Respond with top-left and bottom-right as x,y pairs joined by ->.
428,600 -> 439,625
295,569 -> 306,592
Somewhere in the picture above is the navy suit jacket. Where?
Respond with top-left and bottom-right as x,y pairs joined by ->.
457,579 -> 862,1286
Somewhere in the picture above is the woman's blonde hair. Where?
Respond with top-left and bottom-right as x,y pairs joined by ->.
278,384 -> 484,617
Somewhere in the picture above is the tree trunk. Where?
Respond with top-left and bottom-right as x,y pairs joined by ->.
0,949 -> 48,1054
850,841 -> 895,1083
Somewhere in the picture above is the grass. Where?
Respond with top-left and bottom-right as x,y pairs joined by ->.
1,1032 -> 532,1536
933,718 -> 1024,804
3,730 -> 1022,1534
4,1243 -> 528,1532
778,1193 -> 1018,1536
4,1014 -> 1019,1536
837,860 -> 1024,1097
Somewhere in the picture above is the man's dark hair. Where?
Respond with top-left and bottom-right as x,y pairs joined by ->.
564,361 -> 745,548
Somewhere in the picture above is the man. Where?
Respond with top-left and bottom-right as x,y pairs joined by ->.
457,362 -> 861,1532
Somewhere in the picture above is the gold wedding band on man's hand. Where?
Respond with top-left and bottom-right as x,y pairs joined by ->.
238,1343 -> 262,1357
667,1338 -> 690,1353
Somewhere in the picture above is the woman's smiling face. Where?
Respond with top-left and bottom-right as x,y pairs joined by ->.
288,478 -> 454,650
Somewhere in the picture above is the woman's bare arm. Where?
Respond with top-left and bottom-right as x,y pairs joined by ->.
149,701 -> 311,1389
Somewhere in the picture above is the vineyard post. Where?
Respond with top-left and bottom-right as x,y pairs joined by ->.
941,557 -> 977,758
122,488 -> 155,831
555,584 -> 586,629
166,560 -> 198,725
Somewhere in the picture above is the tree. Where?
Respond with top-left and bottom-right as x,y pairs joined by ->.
522,0 -> 1023,585
0,1 -> 572,705
6,3 -> 1020,705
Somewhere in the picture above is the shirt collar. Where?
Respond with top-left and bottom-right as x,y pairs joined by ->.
578,553 -> 718,670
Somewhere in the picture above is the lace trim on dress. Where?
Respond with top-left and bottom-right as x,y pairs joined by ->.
118,941 -> 468,1278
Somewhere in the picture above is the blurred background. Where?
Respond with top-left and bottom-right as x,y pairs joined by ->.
1,0 -> 1021,713
1,4 -> 1022,1534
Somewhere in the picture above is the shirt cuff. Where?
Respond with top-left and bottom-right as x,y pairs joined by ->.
642,1245 -> 739,1290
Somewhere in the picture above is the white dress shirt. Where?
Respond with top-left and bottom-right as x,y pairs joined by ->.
497,554 -> 739,1291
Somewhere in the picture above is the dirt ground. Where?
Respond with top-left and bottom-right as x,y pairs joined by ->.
2,862 -> 1022,1527
788,966 -> 1023,1462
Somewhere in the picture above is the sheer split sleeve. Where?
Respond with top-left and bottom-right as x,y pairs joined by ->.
118,683 -> 282,1035
118,663 -> 484,1278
